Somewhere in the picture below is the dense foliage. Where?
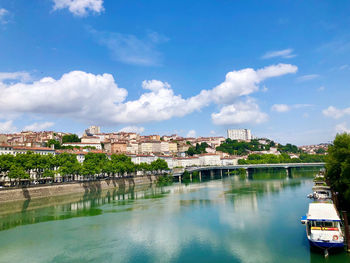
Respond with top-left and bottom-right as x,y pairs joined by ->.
277,143 -> 300,154
325,133 -> 350,210
238,153 -> 325,164
47,139 -> 95,150
216,139 -> 271,155
186,142 -> 209,156
0,152 -> 169,185
62,134 -> 81,144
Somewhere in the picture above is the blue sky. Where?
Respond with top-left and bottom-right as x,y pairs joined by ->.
1,0 -> 350,145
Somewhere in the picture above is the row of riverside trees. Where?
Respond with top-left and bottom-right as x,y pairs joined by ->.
238,153 -> 325,164
0,152 -> 169,186
325,133 -> 350,210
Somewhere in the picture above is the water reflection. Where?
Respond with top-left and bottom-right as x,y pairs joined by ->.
0,172 -> 349,263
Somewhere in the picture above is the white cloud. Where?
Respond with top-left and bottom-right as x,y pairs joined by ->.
271,103 -> 312,113
0,71 -> 128,124
322,106 -> 350,119
53,0 -> 104,16
211,98 -> 268,125
88,28 -> 168,66
0,64 -> 297,126
206,63 -> 297,105
271,104 -> 290,112
119,126 -> 145,134
335,122 -> 350,133
318,86 -> 325,91
0,8 -> 9,24
0,71 -> 31,82
23,122 -> 54,132
0,120 -> 17,133
262,49 -> 296,59
186,130 -> 196,138
296,74 -> 319,82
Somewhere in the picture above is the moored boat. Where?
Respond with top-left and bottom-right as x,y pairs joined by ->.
301,203 -> 344,250
307,185 -> 332,201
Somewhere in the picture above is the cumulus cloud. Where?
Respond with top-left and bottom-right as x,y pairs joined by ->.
0,120 -> 17,133
211,98 -> 268,125
186,130 -> 196,137
323,106 -> 350,119
23,122 -> 54,132
201,63 -> 297,105
262,48 -> 296,59
0,64 -> 297,126
296,74 -> 319,82
88,28 -> 168,66
119,126 -> 145,134
0,71 -> 128,124
52,0 -> 104,16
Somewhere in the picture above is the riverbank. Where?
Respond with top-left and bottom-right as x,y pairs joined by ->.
0,175 -> 157,204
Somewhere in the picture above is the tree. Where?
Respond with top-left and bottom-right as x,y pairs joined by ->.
186,143 -> 208,156
62,134 -> 81,143
8,165 -> 29,185
47,139 -> 61,149
325,133 -> 350,210
316,148 -> 326,154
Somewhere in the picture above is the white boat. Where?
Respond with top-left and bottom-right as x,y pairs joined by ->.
301,203 -> 344,249
307,186 -> 332,200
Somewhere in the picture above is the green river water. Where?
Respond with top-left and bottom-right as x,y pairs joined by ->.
0,170 -> 349,263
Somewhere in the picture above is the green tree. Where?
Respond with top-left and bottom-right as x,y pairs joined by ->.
325,133 -> 350,210
47,139 -> 61,149
316,148 -> 326,154
8,165 -> 29,185
62,134 -> 81,143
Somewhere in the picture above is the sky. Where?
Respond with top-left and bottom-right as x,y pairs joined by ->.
0,0 -> 350,145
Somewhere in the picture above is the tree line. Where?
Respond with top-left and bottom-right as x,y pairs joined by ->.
238,153 -> 325,164
0,152 -> 169,186
325,133 -> 350,210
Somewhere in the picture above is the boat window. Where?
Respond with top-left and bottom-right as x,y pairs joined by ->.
323,221 -> 333,227
315,221 -> 323,227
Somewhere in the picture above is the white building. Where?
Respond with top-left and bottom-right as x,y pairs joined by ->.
174,157 -> 200,168
199,154 -> 221,166
227,129 -> 252,141
221,157 -> 238,166
0,144 -> 14,155
131,155 -> 156,164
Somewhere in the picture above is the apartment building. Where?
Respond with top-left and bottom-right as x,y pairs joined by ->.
227,129 -> 252,141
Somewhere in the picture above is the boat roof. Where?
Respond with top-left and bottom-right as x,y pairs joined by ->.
307,203 -> 341,221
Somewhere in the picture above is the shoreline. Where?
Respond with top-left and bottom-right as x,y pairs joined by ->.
0,175 -> 158,204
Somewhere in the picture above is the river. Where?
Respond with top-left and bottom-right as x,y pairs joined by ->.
0,170 -> 349,263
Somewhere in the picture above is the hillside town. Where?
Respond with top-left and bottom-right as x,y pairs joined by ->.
0,127 -> 328,169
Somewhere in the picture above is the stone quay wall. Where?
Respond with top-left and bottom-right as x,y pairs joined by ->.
0,175 -> 158,203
